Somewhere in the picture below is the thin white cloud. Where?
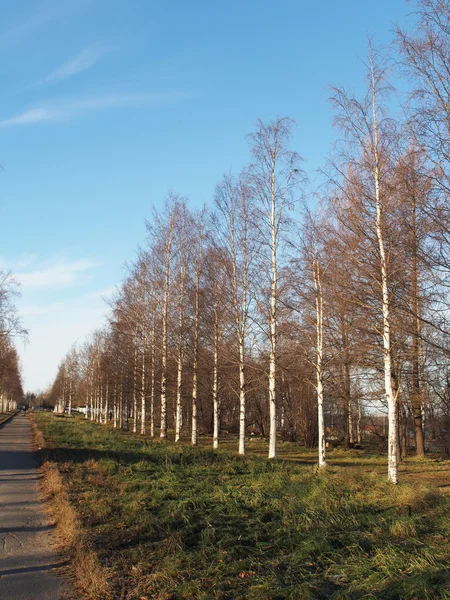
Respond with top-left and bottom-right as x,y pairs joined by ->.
16,259 -> 98,289
20,302 -> 65,317
0,107 -> 66,127
0,253 -> 39,271
0,1 -> 92,48
38,43 -> 111,86
0,92 -> 188,127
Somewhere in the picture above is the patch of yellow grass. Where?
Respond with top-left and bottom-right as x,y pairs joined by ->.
389,517 -> 417,539
31,415 -> 112,600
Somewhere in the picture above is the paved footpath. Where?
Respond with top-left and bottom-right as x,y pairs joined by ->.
0,415 -> 65,600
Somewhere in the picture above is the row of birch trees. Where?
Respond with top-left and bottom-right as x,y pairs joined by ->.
47,0 -> 450,483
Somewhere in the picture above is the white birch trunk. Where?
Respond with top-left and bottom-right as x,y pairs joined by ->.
268,158 -> 277,460
68,376 -> 72,416
140,344 -> 146,435
357,394 -> 362,445
175,260 -> 186,443
313,259 -> 326,468
348,396 -> 354,445
231,199 -> 248,456
160,239 -> 172,440
238,343 -> 246,455
113,383 -> 117,428
191,361 -> 198,446
133,334 -> 138,434
150,323 -> 155,438
175,354 -> 183,442
119,378 -> 123,429
213,315 -> 220,449
96,382 -> 100,423
371,64 -> 398,484
191,222 -> 203,447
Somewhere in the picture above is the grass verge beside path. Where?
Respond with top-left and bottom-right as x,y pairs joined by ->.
33,413 -> 450,600
31,416 -> 110,599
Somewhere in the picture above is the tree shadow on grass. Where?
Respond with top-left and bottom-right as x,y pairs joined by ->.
37,444 -> 393,474
343,565 -> 450,599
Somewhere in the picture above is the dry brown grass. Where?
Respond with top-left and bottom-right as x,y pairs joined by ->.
31,415 -> 112,600
30,417 -> 46,450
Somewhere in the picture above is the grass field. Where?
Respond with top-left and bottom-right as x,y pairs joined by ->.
33,413 -> 450,599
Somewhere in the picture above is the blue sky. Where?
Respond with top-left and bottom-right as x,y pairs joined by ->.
0,0 -> 415,391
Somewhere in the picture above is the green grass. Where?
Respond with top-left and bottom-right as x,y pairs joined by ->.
34,413 -> 450,600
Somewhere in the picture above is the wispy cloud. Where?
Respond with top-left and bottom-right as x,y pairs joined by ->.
0,254 -> 39,271
0,108 -> 64,127
0,91 -> 188,127
16,258 -> 99,289
0,0 -> 92,48
37,43 -> 111,86
20,301 -> 65,317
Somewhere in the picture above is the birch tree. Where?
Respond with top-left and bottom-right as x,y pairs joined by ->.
300,212 -> 331,468
173,200 -> 191,443
214,174 -> 256,454
248,117 -> 304,459
203,246 -> 230,449
147,197 -> 177,439
331,46 -> 400,483
286,208 -> 333,466
191,209 -> 206,447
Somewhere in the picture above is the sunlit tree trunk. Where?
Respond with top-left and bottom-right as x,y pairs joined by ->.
119,377 -> 123,430
356,391 -> 362,445
313,257 -> 326,468
331,47 -> 399,483
175,258 -> 187,443
140,340 -> 146,435
113,382 -> 118,428
132,329 -> 138,433
68,372 -> 73,416
160,209 -> 175,440
267,142 -> 279,459
215,176 -> 252,455
150,317 -> 156,438
248,118 -> 303,460
212,339 -> 219,449
191,216 -> 204,447
212,280 -> 220,449
370,63 -> 398,484
175,355 -> 183,442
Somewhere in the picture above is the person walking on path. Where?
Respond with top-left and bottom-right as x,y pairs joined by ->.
0,414 -> 65,599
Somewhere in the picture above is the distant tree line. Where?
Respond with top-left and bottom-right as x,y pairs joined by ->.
0,270 -> 25,411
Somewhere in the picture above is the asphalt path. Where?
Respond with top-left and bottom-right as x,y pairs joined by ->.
0,415 -> 65,600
